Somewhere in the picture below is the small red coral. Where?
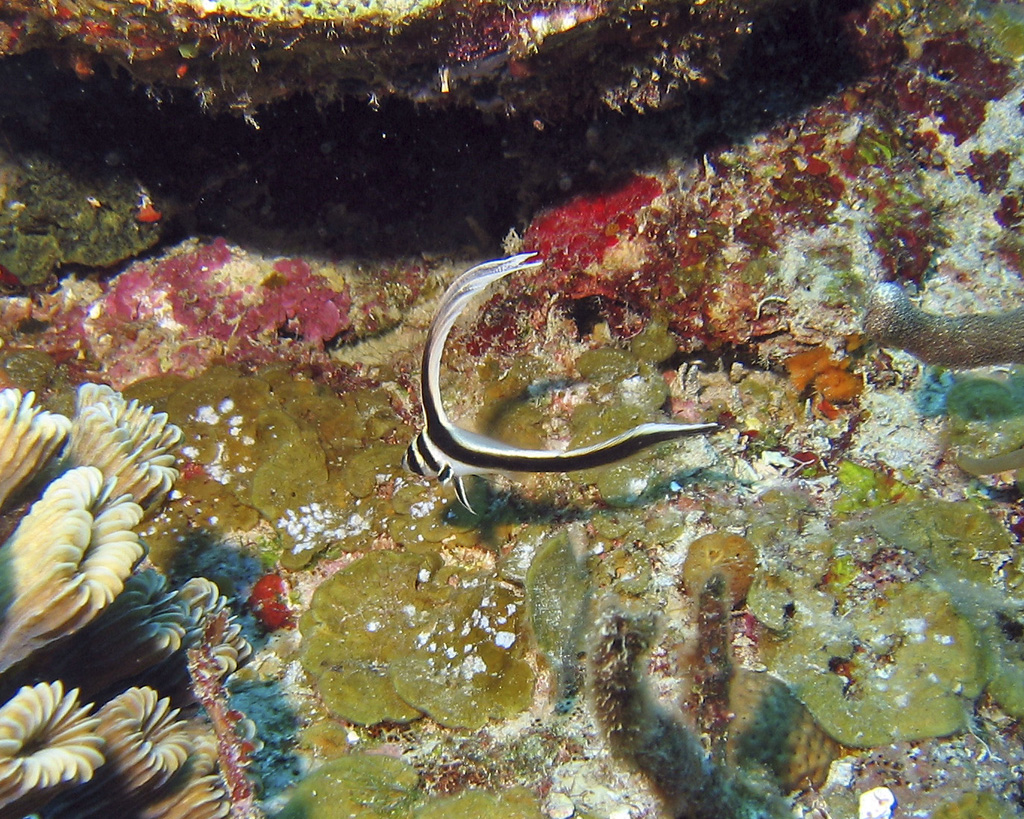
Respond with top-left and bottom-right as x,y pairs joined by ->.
525,174 -> 663,273
248,573 -> 294,631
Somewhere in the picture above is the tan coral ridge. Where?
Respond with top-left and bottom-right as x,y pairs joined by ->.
0,385 -> 251,819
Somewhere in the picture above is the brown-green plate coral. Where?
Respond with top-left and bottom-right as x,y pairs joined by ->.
125,364 -> 409,571
274,754 -> 420,819
274,754 -> 545,819
301,549 -> 533,729
762,581 -> 986,748
751,497 -> 1024,747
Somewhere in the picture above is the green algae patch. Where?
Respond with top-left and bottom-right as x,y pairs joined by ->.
126,364 -> 466,569
412,787 -> 544,819
869,500 -> 1021,591
302,550 -> 534,728
301,550 -> 441,725
576,347 -> 639,385
748,497 -> 1024,746
250,406 -> 330,520
525,531 -> 591,704
390,575 -> 534,729
930,791 -> 1018,819
745,569 -> 800,631
629,320 -> 678,364
0,150 -> 161,285
181,0 -> 444,24
0,349 -> 59,396
980,615 -> 1024,719
275,755 -> 420,819
833,460 -> 919,514
946,373 -> 1023,422
765,582 -> 985,747
866,500 -> 1024,719
984,2 -> 1024,61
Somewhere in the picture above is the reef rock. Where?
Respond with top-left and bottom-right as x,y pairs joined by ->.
1,0 -> 798,115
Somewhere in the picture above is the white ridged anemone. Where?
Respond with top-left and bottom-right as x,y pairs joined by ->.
67,383 -> 182,510
41,686 -> 228,819
0,388 -> 71,511
0,466 -> 144,673
0,681 -> 103,812
138,773 -> 231,819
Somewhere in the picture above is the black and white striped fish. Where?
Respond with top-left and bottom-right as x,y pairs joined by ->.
403,252 -> 717,510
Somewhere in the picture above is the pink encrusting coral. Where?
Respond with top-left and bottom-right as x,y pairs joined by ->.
78,239 -> 352,386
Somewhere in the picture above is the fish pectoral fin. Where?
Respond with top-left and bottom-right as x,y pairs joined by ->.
453,476 -> 476,514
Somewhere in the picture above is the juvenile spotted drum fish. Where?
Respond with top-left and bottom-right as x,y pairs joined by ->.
403,252 -> 717,510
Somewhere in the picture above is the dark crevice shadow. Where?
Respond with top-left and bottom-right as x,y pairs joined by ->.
0,0 -> 876,267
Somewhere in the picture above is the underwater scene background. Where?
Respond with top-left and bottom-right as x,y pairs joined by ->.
0,0 -> 1023,817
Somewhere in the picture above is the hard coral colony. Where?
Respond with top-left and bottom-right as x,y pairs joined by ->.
0,386 -> 253,818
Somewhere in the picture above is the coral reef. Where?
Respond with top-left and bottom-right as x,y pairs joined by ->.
0,389 -> 70,509
0,384 -> 253,817
2,0 -> 1024,816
